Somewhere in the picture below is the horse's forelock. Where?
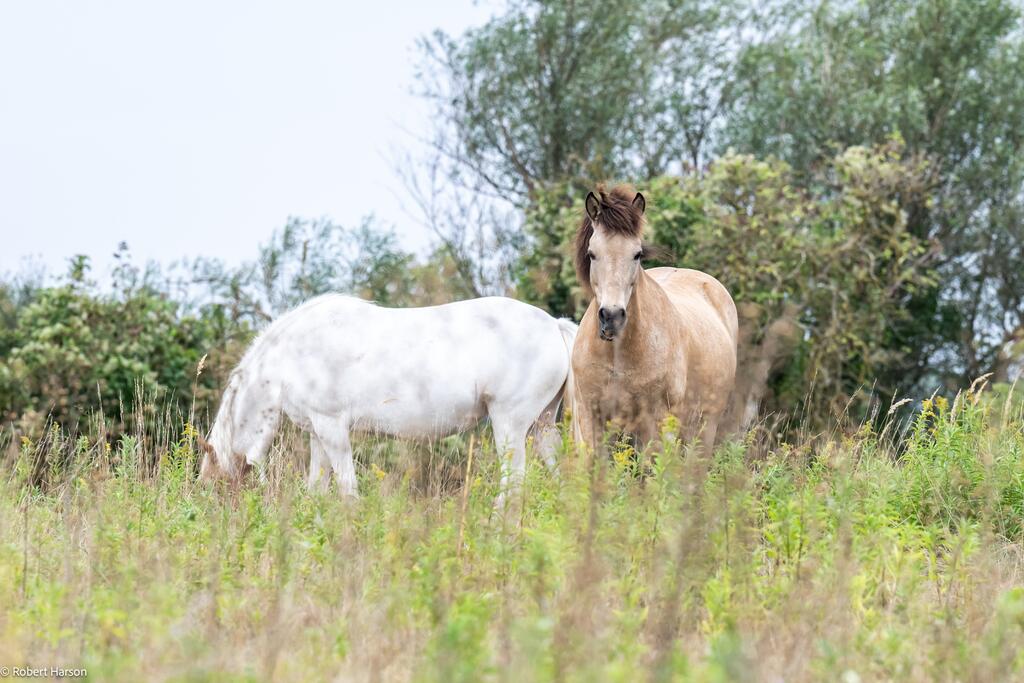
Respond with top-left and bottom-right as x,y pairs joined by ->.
594,185 -> 643,236
574,184 -> 644,295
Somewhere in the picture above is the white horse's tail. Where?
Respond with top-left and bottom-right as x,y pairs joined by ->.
556,318 -> 578,424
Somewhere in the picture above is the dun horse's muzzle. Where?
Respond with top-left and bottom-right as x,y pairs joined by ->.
598,306 -> 627,341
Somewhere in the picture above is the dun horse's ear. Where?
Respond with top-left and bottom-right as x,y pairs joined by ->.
585,192 -> 602,221
633,192 -> 646,214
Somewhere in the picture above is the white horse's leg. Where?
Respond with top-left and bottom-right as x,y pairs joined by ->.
308,433 -> 331,491
490,413 -> 531,507
532,389 -> 564,472
311,415 -> 358,498
534,426 -> 561,471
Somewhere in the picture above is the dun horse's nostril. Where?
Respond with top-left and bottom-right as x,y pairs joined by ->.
599,307 -> 625,326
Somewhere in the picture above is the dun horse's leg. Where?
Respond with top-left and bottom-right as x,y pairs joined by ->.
701,419 -> 720,458
634,419 -> 661,454
675,408 -> 719,458
574,402 -> 602,454
308,434 -> 331,491
311,414 -> 358,497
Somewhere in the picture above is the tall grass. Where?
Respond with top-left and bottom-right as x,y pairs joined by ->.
1,386 -> 1023,681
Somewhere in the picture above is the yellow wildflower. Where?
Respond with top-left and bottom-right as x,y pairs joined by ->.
612,446 -> 634,469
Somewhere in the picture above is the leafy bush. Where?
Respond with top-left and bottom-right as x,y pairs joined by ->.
0,256 -> 233,433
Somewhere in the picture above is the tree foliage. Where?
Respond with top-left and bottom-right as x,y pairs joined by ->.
419,0 -> 745,200
726,0 -> 1024,387
190,217 -> 420,325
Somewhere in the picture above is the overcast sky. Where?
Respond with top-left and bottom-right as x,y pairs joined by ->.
0,0 -> 493,278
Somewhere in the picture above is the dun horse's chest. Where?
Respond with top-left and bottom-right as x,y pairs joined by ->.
578,357 -> 681,419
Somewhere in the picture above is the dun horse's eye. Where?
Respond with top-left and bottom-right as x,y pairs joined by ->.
634,251 -> 643,261
587,251 -> 596,260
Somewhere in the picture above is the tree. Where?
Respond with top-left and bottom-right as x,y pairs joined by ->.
723,0 -> 1024,388
190,217 -> 419,326
418,0 -> 744,202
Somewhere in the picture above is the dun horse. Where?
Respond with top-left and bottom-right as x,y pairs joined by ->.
199,294 -> 577,498
571,185 -> 738,452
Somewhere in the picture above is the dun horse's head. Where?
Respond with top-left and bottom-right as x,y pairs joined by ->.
574,185 -> 647,341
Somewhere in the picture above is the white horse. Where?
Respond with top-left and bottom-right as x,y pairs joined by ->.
198,294 -> 577,497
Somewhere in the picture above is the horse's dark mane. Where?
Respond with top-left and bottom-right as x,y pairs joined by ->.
573,184 -> 645,295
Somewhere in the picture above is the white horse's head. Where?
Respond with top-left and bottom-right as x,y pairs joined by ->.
197,435 -> 250,482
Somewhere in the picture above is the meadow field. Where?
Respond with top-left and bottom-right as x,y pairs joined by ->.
2,385 -> 1022,682
4,0 -> 1024,681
